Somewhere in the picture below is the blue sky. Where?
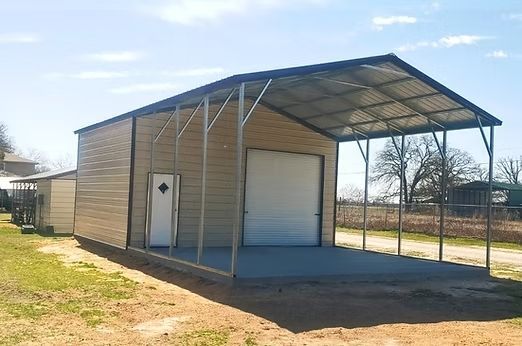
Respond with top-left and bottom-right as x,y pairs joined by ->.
1,0 -> 521,194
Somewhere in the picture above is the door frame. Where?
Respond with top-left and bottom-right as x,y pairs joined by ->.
145,172 -> 181,248
241,148 -> 325,247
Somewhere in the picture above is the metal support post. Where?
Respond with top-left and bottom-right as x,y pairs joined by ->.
197,96 -> 209,264
145,116 -> 156,253
476,114 -> 495,268
363,139 -> 370,250
439,130 -> 447,261
169,105 -> 180,257
231,83 -> 245,276
398,135 -> 405,255
486,126 -> 494,268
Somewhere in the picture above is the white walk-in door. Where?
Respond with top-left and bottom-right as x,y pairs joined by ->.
148,173 -> 180,247
243,149 -> 322,246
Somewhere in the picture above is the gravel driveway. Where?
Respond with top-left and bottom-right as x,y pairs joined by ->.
336,232 -> 522,269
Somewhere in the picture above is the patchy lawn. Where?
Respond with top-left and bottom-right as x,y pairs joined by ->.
0,215 -> 521,345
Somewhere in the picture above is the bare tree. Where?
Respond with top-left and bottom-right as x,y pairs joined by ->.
496,156 -> 522,184
418,147 -> 483,201
0,122 -> 14,160
16,148 -> 75,173
338,184 -> 364,203
372,135 -> 437,204
372,135 -> 482,203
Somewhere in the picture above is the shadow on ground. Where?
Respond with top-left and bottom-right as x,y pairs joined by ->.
77,239 -> 522,333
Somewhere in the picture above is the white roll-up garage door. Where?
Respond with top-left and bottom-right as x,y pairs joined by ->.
243,149 -> 322,246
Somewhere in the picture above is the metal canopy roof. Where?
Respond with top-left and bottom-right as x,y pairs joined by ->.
455,181 -> 522,192
75,54 -> 502,142
10,167 -> 77,183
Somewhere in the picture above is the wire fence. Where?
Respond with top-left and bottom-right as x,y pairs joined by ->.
336,202 -> 522,244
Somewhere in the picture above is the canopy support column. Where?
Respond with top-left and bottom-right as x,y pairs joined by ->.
231,83 -> 245,276
476,114 -> 494,268
430,128 -> 447,261
398,135 -> 405,255
169,105 -> 180,258
231,79 -> 271,276
355,137 -> 370,250
145,114 -> 157,253
197,95 -> 210,265
486,126 -> 494,268
439,131 -> 447,261
390,132 -> 405,255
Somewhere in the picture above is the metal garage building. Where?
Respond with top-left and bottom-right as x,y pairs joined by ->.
11,168 -> 77,232
73,54 -> 501,281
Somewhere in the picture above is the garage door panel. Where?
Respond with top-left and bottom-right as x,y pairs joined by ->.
244,149 -> 321,246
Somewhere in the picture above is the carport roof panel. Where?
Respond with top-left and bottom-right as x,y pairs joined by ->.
74,54 -> 502,142
10,167 -> 77,183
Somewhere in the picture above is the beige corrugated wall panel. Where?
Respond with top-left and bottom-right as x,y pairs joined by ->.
75,119 -> 132,248
49,179 -> 76,232
35,180 -> 52,230
129,102 -> 336,248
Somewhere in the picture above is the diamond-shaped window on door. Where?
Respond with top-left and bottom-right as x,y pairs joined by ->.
158,182 -> 169,194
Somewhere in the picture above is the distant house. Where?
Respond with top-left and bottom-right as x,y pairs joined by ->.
0,153 -> 37,211
0,152 -> 37,177
449,181 -> 522,207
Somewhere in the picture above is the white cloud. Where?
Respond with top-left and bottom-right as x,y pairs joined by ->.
142,0 -> 328,25
486,50 -> 508,59
71,71 -> 130,79
85,51 -> 143,62
43,71 -> 129,80
438,35 -> 489,47
372,16 -> 417,30
398,35 -> 492,52
507,13 -> 522,21
109,83 -> 180,94
0,33 -> 39,43
162,67 -> 226,77
397,41 -> 437,52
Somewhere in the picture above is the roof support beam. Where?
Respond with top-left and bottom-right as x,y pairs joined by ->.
258,99 -> 339,141
295,83 -> 377,138
207,88 -> 236,132
360,64 -> 412,78
476,113 -> 492,157
154,109 -> 177,143
322,107 -> 467,132
302,81 -> 391,137
242,79 -> 272,127
178,97 -> 205,139
345,74 -> 447,130
313,76 -> 372,89
275,76 -> 414,111
303,92 -> 442,121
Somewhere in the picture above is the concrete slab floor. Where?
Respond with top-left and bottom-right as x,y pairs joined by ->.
149,246 -> 488,282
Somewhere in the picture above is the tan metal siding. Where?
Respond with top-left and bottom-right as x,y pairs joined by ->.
129,103 -> 336,248
74,119 -> 132,248
35,180 -> 52,230
49,179 -> 76,232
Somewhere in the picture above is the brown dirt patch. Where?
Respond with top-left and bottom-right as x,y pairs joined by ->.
9,238 -> 519,344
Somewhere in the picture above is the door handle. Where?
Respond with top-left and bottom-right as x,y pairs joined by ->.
314,213 -> 321,216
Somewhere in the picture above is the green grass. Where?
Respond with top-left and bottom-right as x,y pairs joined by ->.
244,335 -> 258,346
337,227 -> 522,251
0,223 -> 137,339
490,265 -> 522,327
179,329 -> 229,346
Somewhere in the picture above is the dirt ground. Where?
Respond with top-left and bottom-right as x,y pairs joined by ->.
22,237 -> 521,345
